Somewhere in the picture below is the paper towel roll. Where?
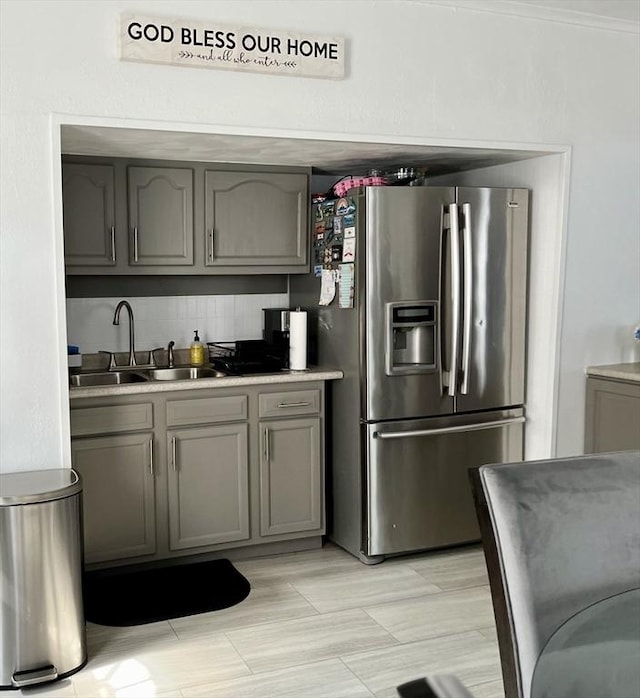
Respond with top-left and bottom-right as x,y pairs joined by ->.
289,309 -> 307,371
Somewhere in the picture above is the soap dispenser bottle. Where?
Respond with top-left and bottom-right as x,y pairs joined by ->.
190,330 -> 205,366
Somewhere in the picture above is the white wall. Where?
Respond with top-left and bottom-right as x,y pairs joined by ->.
66,293 -> 288,354
1,0 -> 638,472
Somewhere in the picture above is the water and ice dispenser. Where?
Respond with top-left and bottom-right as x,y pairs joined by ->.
385,301 -> 437,375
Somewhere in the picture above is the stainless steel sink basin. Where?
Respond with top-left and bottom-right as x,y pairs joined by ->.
70,371 -> 148,387
145,367 -> 226,381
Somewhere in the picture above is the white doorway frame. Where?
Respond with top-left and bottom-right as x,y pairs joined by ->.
51,114 -> 571,465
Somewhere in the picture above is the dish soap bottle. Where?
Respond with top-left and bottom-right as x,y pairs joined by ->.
190,330 -> 205,366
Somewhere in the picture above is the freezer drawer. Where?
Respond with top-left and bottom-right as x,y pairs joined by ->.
364,409 -> 524,557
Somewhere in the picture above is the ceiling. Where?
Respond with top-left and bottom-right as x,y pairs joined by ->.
507,0 -> 639,23
61,0 -> 634,176
424,0 -> 640,25
60,125 -> 548,177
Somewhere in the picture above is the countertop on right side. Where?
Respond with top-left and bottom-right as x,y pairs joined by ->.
586,362 -> 640,384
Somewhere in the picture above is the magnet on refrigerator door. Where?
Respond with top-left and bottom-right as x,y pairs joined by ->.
342,237 -> 356,262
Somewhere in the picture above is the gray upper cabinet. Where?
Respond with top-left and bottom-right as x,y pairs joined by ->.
62,163 -> 116,266
205,169 -> 308,270
127,166 -> 194,266
63,156 -> 310,275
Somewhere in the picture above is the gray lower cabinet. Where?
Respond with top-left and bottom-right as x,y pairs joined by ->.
585,376 -> 640,453
62,163 -> 116,267
167,423 -> 250,550
70,381 -> 325,567
71,432 -> 156,563
259,417 -> 322,536
258,387 -> 324,537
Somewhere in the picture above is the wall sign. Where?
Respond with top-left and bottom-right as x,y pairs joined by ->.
120,15 -> 345,80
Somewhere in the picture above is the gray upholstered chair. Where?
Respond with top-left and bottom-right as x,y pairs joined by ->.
469,450 -> 640,698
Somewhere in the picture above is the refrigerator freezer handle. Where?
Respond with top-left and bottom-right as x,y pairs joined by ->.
461,202 -> 473,395
373,416 -> 526,440
447,203 -> 461,397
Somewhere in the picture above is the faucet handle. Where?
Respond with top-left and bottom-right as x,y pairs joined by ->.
98,350 -> 118,370
148,348 -> 164,367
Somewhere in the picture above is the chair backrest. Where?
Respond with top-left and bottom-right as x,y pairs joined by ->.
470,450 -> 640,698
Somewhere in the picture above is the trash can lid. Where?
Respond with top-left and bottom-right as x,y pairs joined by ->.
0,468 -> 81,506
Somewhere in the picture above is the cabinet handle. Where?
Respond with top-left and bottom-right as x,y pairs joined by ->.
277,402 -> 311,409
264,427 -> 270,462
447,203 -> 461,397
171,436 -> 177,472
110,226 -> 116,262
149,438 -> 154,476
133,226 -> 139,262
208,229 -> 214,262
374,416 -> 525,440
460,202 -> 473,395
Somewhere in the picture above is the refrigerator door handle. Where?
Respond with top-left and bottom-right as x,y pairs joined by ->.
446,203 -> 461,397
374,416 -> 525,440
461,202 -> 473,395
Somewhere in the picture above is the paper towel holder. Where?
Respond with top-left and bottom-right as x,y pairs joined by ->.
289,308 -> 309,372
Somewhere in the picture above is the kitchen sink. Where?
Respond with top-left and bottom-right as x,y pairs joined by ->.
145,367 -> 226,381
69,371 -> 148,387
69,365 -> 227,388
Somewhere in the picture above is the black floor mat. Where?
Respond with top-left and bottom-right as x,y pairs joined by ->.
83,559 -> 251,626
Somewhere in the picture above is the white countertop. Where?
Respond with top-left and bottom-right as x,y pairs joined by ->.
586,362 -> 640,384
68,367 -> 343,400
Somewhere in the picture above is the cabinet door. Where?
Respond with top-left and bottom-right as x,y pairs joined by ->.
167,423 -> 249,550
204,170 -> 308,268
585,378 -> 640,453
259,417 -> 323,536
62,163 -> 116,266
71,433 -> 156,563
128,166 -> 194,266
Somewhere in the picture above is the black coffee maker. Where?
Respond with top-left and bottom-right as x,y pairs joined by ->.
263,308 -> 290,367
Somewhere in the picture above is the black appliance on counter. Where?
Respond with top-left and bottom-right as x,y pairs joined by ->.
262,308 -> 289,346
207,340 -> 287,375
262,308 -> 290,360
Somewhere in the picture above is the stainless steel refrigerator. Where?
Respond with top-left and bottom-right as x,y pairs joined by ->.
290,185 -> 529,563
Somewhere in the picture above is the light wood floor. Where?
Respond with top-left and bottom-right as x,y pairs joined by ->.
23,543 -> 505,698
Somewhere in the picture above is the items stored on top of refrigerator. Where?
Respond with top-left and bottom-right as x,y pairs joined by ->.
313,166 -> 428,201
332,172 -> 388,197
290,185 -> 529,562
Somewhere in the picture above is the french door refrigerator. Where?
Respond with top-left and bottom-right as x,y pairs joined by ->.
290,185 -> 529,563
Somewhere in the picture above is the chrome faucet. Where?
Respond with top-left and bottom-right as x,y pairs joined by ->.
113,300 -> 136,366
167,340 -> 175,368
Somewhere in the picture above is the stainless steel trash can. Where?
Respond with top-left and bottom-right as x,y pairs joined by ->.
0,468 -> 87,689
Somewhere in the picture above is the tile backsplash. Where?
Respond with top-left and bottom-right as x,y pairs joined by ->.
66,293 -> 289,354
